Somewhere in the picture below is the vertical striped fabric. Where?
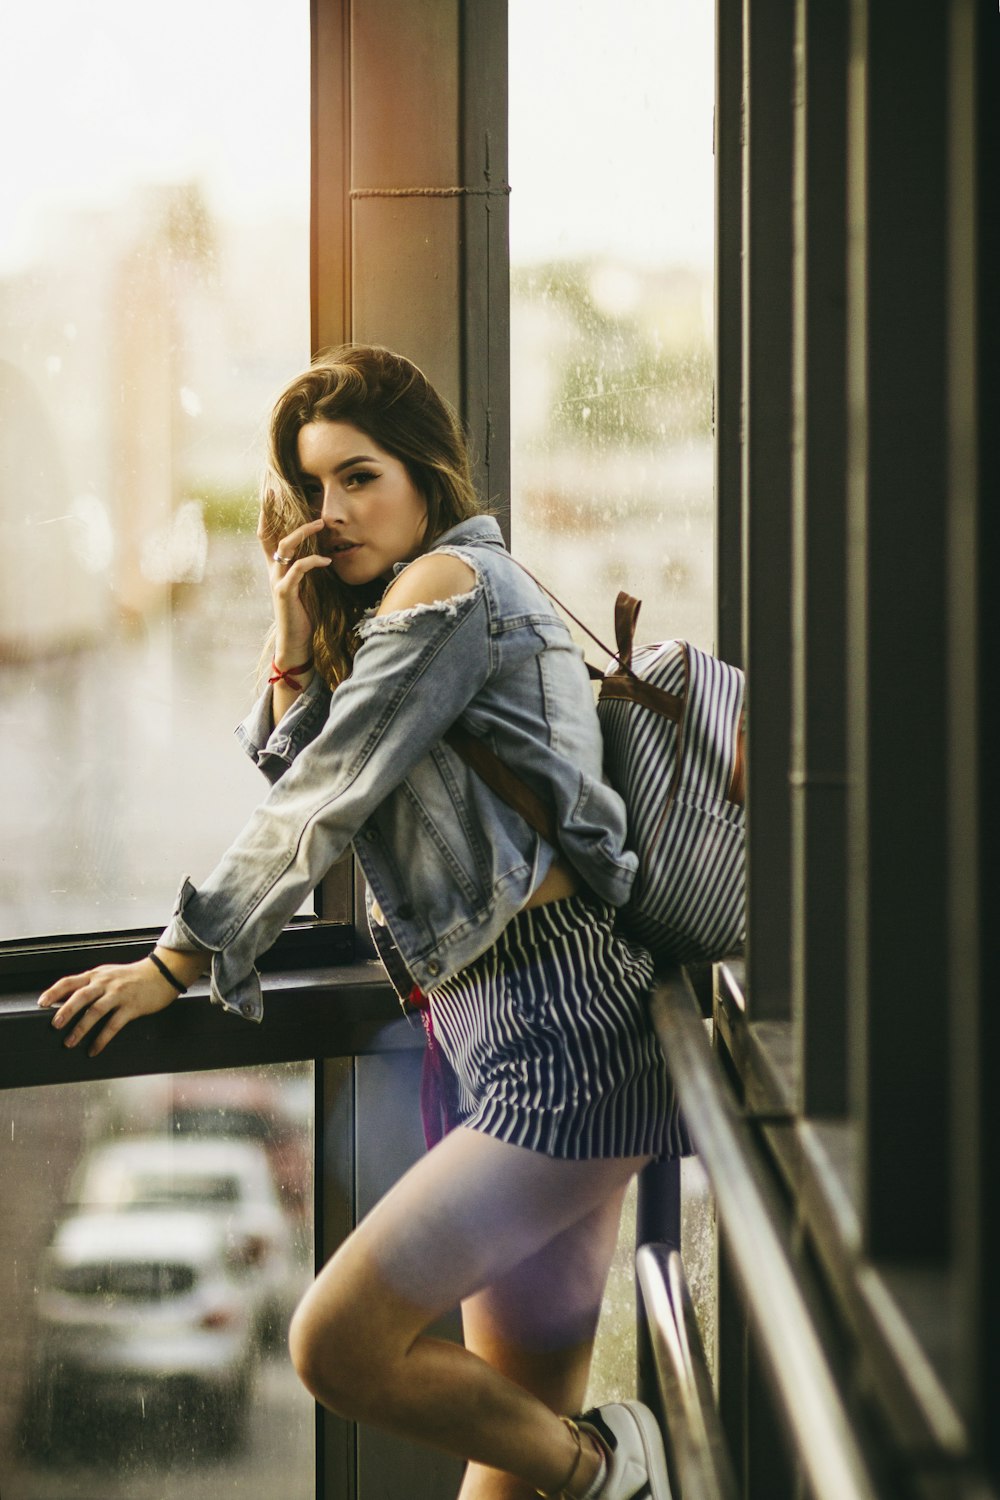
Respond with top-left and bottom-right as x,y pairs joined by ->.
427,895 -> 693,1160
599,641 -> 746,964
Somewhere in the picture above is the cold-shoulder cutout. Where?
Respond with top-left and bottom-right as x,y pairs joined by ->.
377,552 -> 478,616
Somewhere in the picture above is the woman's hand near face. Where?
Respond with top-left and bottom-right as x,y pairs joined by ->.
257,513 -> 331,722
37,950 -> 206,1058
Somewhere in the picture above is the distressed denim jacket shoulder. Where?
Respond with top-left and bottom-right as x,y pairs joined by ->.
159,516 -> 637,1020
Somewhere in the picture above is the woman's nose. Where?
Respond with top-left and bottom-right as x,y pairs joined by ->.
319,486 -> 347,525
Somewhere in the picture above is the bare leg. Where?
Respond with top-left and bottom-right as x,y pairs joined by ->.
288,1126 -> 647,1496
458,1189 -> 628,1500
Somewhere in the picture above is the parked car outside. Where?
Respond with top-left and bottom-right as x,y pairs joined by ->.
23,1210 -> 257,1456
100,1068 -> 313,1225
65,1136 -> 299,1346
165,1070 -> 312,1224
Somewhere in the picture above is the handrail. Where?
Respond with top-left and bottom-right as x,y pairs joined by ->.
0,963 -> 403,1089
636,1242 -> 739,1500
648,971 -> 881,1500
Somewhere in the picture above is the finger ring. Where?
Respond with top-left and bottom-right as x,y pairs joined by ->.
273,549 -> 296,566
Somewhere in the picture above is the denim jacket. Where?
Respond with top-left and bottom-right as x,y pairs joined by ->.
159,517 -> 637,1020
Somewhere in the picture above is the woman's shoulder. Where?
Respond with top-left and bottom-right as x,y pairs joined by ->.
377,552 -> 478,617
399,517 -> 561,630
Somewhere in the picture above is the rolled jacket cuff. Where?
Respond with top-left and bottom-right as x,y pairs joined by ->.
159,877 -> 264,1024
234,672 -> 330,784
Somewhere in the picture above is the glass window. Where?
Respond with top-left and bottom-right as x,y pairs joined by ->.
0,1 -> 310,941
508,0 -> 717,1396
1,1064 -> 317,1497
509,0 -> 715,653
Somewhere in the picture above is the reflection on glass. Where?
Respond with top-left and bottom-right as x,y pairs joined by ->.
1,1064 -> 315,1498
0,1 -> 310,940
509,0 -> 716,1402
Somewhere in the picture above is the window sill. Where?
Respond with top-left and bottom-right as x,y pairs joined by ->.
0,961 -> 408,1089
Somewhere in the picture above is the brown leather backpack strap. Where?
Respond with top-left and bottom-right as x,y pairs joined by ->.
499,553 -> 621,668
444,725 -> 560,848
613,592 -> 641,673
598,673 -> 684,723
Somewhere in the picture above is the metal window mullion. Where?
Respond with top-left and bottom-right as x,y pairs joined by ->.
313,0 -> 351,353
790,0 -> 849,1117
845,0 -> 951,1262
741,0 -> 795,1023
459,1 -> 510,543
714,0 -> 744,668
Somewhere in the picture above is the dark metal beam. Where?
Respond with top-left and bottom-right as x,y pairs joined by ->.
790,0 -> 850,1116
947,0 -> 1000,1476
845,0 -> 951,1263
741,0 -> 795,1022
714,0 -> 744,668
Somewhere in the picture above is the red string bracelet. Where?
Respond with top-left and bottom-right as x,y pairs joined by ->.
268,657 -> 314,691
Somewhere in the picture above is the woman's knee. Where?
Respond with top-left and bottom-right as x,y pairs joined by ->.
287,1248 -> 418,1419
288,1271 -> 377,1414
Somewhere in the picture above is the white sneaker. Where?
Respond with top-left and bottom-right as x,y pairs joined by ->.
576,1401 -> 672,1500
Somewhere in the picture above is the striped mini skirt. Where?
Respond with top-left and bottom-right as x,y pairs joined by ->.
421,893 -> 694,1161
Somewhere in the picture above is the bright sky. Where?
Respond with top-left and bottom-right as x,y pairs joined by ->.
0,1 -> 311,273
0,1 -> 713,275
509,0 -> 715,268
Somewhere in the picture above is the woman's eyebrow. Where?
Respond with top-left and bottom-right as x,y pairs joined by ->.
334,454 -> 378,474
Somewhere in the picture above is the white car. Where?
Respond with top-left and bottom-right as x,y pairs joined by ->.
25,1210 -> 257,1454
66,1136 -> 299,1346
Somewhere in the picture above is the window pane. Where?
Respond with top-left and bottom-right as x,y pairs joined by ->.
0,1064 -> 317,1497
508,0 -> 716,1401
0,2 -> 310,941
509,0 -> 715,652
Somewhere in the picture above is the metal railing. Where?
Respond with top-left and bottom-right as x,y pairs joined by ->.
636,1241 -> 739,1500
644,969 -> 881,1500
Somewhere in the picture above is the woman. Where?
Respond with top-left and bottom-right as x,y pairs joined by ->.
38,346 -> 687,1500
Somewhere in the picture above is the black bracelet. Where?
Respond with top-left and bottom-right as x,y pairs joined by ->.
148,949 -> 189,994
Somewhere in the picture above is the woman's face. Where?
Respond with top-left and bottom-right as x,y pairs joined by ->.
296,420 -> 428,586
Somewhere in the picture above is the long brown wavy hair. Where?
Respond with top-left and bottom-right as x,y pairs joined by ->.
260,345 -> 481,687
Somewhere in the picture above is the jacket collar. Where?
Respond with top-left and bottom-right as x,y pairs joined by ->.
392,515 -> 506,575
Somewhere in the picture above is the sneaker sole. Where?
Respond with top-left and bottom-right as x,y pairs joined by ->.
622,1402 -> 671,1500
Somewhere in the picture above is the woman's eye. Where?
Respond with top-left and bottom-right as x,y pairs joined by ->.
345,470 -> 376,489
302,484 -> 322,508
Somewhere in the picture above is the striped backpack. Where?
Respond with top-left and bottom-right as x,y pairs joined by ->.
595,592 -> 746,963
446,586 -> 747,967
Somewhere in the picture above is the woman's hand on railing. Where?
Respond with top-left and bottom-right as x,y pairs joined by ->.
37,950 -> 203,1058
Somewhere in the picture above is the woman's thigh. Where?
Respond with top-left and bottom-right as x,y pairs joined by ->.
296,1125 -> 648,1363
460,1187 -> 628,1404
